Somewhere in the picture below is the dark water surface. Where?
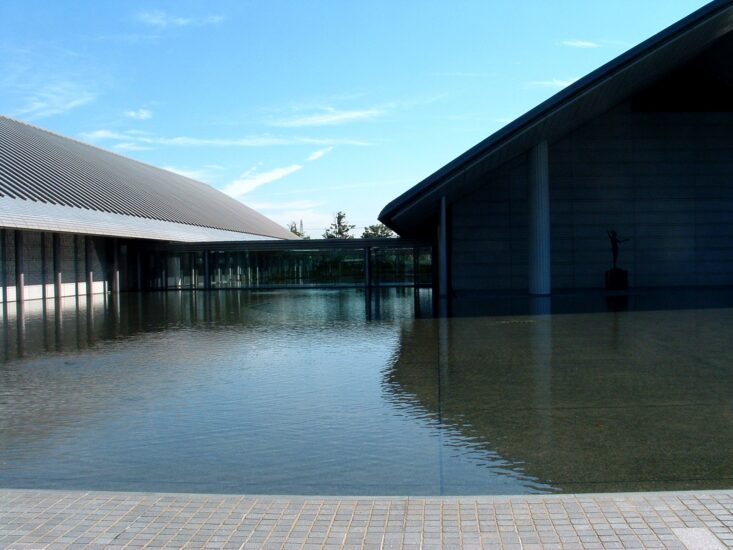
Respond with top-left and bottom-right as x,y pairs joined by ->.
1,289 -> 732,495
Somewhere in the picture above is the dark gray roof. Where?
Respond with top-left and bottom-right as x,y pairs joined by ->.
0,116 -> 295,241
379,0 -> 733,236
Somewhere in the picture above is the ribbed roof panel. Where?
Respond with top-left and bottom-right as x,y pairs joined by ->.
0,116 -> 295,241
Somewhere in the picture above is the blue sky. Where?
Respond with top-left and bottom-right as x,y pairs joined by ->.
0,0 -> 709,236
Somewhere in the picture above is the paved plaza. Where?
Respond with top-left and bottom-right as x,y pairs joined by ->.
1,489 -> 733,549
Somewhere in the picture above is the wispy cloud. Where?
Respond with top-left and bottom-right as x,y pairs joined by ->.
272,179 -> 409,197
307,147 -> 333,161
113,142 -> 152,152
528,77 -> 579,89
162,166 -> 214,182
14,81 -> 96,119
137,11 -> 224,28
561,39 -> 599,49
223,165 -> 303,197
269,107 -> 383,128
429,71 -> 494,78
80,129 -> 370,149
124,108 -> 152,120
247,200 -> 324,211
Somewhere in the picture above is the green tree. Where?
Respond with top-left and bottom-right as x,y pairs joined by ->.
323,211 -> 355,239
287,220 -> 309,239
361,222 -> 396,238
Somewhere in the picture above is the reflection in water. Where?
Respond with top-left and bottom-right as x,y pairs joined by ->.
388,303 -> 733,493
0,288 -> 546,495
2,288 -> 733,495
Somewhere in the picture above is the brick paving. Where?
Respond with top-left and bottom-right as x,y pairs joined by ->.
1,489 -> 732,549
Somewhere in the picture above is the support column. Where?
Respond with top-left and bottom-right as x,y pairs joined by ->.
1,229 -> 7,306
364,246 -> 372,319
203,250 -> 211,290
40,233 -> 47,300
15,230 -> 24,304
528,140 -> 551,295
136,248 -> 142,291
73,235 -> 80,297
53,233 -> 62,301
111,239 -> 120,294
413,246 -> 420,316
438,196 -> 449,317
192,252 -> 197,289
364,247 -> 371,289
85,235 -> 93,296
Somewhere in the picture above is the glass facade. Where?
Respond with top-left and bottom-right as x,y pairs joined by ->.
144,245 -> 432,290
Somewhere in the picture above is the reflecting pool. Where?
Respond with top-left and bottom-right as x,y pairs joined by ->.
1,289 -> 733,495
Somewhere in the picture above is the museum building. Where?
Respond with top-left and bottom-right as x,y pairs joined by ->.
380,0 -> 733,306
0,115 -> 295,304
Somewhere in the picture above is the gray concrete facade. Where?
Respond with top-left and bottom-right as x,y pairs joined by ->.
0,229 -> 114,303
450,104 -> 733,293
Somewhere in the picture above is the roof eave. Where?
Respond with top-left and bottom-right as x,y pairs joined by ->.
379,0 -> 733,233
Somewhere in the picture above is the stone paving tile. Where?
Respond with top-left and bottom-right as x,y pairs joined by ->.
1,490 -> 733,549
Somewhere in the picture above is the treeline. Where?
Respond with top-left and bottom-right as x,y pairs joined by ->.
287,211 -> 396,239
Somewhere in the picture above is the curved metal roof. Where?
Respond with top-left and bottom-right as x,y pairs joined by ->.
0,116 -> 295,241
379,0 -> 733,236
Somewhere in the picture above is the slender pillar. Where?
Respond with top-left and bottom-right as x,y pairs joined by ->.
413,246 -> 420,316
111,239 -> 120,294
438,196 -> 449,317
85,235 -> 93,296
136,248 -> 142,290
40,233 -> 47,299
53,233 -> 62,301
15,230 -> 24,304
73,235 -> 80,297
203,250 -> 211,290
364,247 -> 371,289
528,140 -> 551,295
364,246 -> 372,320
1,229 -> 7,306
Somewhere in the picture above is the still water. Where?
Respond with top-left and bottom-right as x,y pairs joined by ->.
1,289 -> 733,495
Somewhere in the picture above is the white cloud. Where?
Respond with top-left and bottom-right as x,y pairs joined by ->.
223,165 -> 303,197
562,39 -> 599,48
162,166 -> 213,182
137,11 -> 224,28
270,107 -> 383,127
82,129 -> 127,141
271,179 -> 407,196
307,147 -> 333,161
14,81 -> 96,119
79,129 -> 370,148
528,78 -> 579,89
124,108 -> 152,120
113,142 -> 151,151
247,200 -> 324,210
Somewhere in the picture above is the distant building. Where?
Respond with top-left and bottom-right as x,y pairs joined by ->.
380,1 -> 733,308
0,116 -> 294,303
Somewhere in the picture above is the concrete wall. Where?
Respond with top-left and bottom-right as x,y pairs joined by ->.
1,229 -> 111,303
451,156 -> 529,291
450,103 -> 733,292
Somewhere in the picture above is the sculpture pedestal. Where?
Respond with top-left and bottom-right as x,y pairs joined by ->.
605,267 -> 628,290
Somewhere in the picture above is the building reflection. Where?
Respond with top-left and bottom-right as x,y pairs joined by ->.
4,288 -> 733,494
0,287 -> 431,363
384,306 -> 733,493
